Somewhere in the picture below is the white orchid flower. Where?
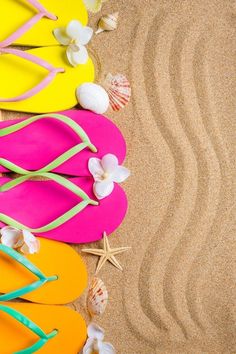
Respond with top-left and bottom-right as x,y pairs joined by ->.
88,154 -> 130,199
0,226 -> 40,255
82,323 -> 115,354
53,20 -> 93,67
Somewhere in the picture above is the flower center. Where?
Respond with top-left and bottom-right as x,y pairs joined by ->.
92,339 -> 100,353
102,172 -> 109,180
69,39 -> 79,52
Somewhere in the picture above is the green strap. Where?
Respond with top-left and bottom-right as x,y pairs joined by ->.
0,113 -> 97,173
0,304 -> 58,354
0,244 -> 57,301
0,172 -> 98,233
0,142 -> 92,175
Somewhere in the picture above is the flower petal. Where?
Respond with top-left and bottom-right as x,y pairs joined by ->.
112,166 -> 130,183
83,0 -> 103,13
94,180 -> 114,199
22,230 -> 40,255
53,28 -> 71,45
20,243 -> 30,255
87,323 -> 105,341
98,341 -> 116,354
76,26 -> 93,45
88,157 -> 104,181
66,20 -> 83,39
66,45 -> 88,67
0,226 -> 23,248
101,154 -> 118,174
82,338 -> 95,354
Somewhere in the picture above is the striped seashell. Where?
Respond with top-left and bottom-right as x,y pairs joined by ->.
87,277 -> 108,316
95,12 -> 119,34
104,73 -> 131,111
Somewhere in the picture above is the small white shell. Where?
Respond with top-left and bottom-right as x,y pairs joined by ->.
104,73 -> 131,111
95,12 -> 119,34
87,277 -> 108,316
83,0 -> 102,13
76,83 -> 109,114
83,0 -> 108,13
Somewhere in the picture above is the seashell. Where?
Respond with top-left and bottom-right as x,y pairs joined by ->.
95,12 -> 119,35
104,73 -> 131,111
76,83 -> 109,114
87,277 -> 108,316
83,0 -> 108,13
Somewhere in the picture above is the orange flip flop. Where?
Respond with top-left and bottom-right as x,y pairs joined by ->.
0,302 -> 87,354
0,238 -> 87,304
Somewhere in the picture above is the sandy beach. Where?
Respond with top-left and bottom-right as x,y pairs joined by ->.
2,0 -> 236,353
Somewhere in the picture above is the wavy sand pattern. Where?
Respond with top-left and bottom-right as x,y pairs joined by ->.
2,0 -> 236,353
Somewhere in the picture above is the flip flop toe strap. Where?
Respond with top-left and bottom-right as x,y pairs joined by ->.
0,142 -> 92,174
0,172 -> 98,233
0,49 -> 64,102
0,304 -> 58,354
0,244 -> 57,301
0,113 -> 97,173
0,0 -> 57,48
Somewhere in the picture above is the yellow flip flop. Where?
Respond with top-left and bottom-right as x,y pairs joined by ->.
0,0 -> 88,47
0,302 -> 87,353
0,238 -> 87,304
0,46 -> 94,113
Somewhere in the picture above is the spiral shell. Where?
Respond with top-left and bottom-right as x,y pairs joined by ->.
95,12 -> 119,34
87,277 -> 109,316
104,73 -> 131,111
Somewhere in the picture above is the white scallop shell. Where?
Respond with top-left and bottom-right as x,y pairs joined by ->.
76,83 -> 109,114
104,73 -> 131,111
87,277 -> 109,316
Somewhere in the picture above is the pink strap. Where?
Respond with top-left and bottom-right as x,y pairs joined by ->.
0,0 -> 57,48
0,48 -> 64,102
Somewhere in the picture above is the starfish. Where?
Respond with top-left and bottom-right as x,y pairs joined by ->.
82,231 -> 131,274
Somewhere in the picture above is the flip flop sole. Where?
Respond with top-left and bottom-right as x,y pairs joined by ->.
0,47 -> 94,113
0,0 -> 88,47
0,176 -> 128,243
0,238 -> 87,304
0,302 -> 87,354
0,110 -> 127,176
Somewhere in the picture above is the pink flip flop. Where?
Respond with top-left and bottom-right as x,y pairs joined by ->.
0,174 -> 128,243
0,110 -> 126,176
